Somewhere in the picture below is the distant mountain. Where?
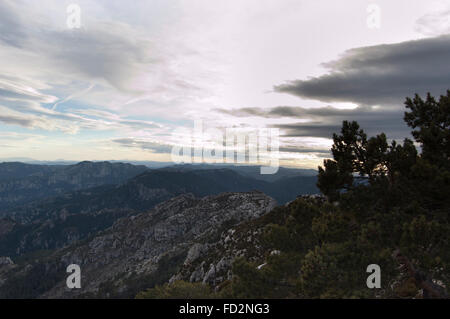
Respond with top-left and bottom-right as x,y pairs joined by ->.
0,162 -> 63,181
0,158 -> 79,165
0,158 -> 174,169
156,167 -> 319,205
0,169 -> 263,225
268,175 -> 319,204
108,160 -> 174,169
161,164 -> 318,182
3,168 -> 317,223
0,161 -> 149,211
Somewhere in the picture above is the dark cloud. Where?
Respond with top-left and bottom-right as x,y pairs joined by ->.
279,146 -> 330,156
272,120 -> 408,140
217,105 -> 395,119
274,123 -> 341,139
216,105 -> 409,139
274,116 -> 409,139
274,35 -> 450,107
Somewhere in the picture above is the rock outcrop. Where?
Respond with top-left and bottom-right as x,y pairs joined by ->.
171,194 -> 326,288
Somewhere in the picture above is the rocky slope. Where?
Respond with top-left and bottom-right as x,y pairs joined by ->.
0,191 -> 277,298
170,194 -> 326,288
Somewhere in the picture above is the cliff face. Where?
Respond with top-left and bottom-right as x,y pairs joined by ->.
0,191 -> 276,299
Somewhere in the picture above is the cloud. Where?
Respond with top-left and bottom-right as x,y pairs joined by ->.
274,35 -> 450,107
0,74 -> 82,132
0,0 -> 221,140
1,0 -> 445,167
279,146 -> 330,155
216,105 -> 388,119
0,0 -> 157,92
40,23 -> 157,92
0,1 -> 170,135
415,9 -> 450,36
0,77 -> 57,104
0,113 -> 36,127
215,104 -> 408,139
69,108 -> 163,131
112,138 -> 173,154
0,106 -> 79,133
0,0 -> 29,48
0,132 -> 44,148
52,83 -> 95,110
111,136 -> 332,164
273,123 -> 341,139
0,74 -> 164,135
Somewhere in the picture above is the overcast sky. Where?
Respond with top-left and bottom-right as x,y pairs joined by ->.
0,0 -> 449,168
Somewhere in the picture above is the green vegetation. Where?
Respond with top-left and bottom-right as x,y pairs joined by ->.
0,261 -> 66,299
142,91 -> 449,299
231,91 -> 449,298
136,281 -> 213,299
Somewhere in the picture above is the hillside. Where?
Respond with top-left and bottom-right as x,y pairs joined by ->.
0,191 -> 276,298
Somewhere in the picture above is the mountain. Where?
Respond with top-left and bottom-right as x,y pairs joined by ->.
0,162 -> 63,181
161,164 -> 318,182
0,161 -> 149,211
0,158 -> 79,165
268,175 -> 319,204
0,158 -> 174,169
0,168 -> 317,257
2,167 -> 317,223
0,191 -> 276,299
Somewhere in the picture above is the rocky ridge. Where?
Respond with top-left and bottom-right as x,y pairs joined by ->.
0,191 -> 276,298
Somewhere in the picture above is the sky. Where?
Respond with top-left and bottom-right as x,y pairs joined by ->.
0,0 -> 449,168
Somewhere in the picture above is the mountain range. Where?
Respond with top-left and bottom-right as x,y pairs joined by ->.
0,165 -> 317,257
0,160 -> 319,298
